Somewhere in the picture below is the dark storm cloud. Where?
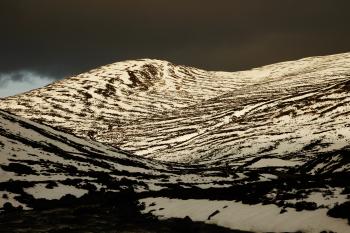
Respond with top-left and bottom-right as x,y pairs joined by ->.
1,0 -> 350,82
0,71 -> 54,86
0,72 -> 24,86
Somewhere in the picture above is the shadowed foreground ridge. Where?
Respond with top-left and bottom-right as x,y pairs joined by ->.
0,53 -> 350,232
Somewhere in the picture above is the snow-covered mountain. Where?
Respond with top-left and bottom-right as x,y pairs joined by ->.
1,53 -> 350,232
0,59 -> 246,140
0,53 -> 349,164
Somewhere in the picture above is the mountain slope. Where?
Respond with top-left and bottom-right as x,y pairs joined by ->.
0,109 -> 174,207
1,53 -> 349,164
0,59 -> 250,140
1,110 -> 350,232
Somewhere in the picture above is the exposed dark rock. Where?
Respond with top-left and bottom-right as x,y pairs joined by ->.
327,201 -> 350,220
208,210 -> 220,220
1,163 -> 36,175
294,201 -> 318,212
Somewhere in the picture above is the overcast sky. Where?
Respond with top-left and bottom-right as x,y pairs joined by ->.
1,0 -> 350,97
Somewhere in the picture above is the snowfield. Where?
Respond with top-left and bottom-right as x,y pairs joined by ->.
142,197 -> 350,233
